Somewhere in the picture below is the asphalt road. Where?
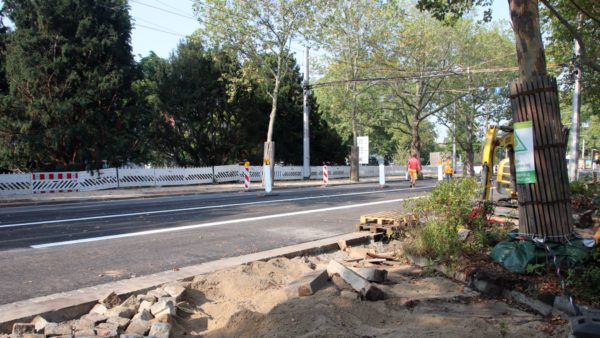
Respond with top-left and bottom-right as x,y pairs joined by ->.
0,179 -> 436,304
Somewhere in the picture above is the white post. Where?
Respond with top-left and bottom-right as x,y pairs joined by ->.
378,163 -> 385,187
303,47 -> 311,179
263,160 -> 272,193
568,35 -> 582,182
437,165 -> 443,181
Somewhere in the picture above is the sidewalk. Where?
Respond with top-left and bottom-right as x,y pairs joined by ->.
0,176 -> 411,206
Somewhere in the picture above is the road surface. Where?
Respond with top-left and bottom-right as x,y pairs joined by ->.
0,179 -> 436,304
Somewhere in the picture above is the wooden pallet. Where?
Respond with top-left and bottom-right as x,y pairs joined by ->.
359,211 -> 418,226
356,211 -> 419,234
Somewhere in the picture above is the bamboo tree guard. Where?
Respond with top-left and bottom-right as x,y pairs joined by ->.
509,76 -> 574,243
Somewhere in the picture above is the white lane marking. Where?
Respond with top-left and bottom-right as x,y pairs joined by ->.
31,196 -> 425,248
2,185 -> 433,229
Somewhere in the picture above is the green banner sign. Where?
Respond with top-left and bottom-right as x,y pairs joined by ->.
514,121 -> 536,184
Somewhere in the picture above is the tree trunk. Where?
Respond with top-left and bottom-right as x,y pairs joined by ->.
410,123 -> 421,163
264,55 -> 282,180
509,0 -> 547,81
508,0 -> 574,242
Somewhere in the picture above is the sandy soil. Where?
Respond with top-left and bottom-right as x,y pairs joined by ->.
172,252 -> 570,338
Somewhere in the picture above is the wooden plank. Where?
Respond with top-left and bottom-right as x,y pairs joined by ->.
326,260 -> 384,301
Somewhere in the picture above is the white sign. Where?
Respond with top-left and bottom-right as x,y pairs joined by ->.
357,136 -> 369,164
514,121 -> 536,184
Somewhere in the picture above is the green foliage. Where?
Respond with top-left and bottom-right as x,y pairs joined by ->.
567,249 -> 600,306
525,262 -> 546,276
1,0 -> 138,170
543,0 -> 600,113
404,178 -> 508,260
408,177 -> 480,228
405,218 -> 462,261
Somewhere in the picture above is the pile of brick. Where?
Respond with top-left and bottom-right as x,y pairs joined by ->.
3,282 -> 189,338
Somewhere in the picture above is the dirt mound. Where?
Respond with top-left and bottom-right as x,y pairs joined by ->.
176,256 -> 569,338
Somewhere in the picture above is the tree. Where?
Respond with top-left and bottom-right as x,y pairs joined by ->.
2,0 -> 139,170
315,0 -> 402,181
264,54 -> 347,165
135,40 -> 266,167
417,0 -> 576,242
194,0 -> 317,176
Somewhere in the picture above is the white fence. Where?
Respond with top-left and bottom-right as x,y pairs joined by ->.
0,164 -> 440,196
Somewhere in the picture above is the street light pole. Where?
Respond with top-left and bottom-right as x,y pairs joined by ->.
302,47 -> 310,179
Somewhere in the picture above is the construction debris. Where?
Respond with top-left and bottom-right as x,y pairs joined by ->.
350,267 -> 387,283
285,269 -> 328,298
326,260 -> 385,301
356,211 -> 419,236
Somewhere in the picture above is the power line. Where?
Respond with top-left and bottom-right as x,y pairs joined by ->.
130,0 -> 197,21
135,23 -> 187,38
134,17 -> 185,36
151,0 -> 193,18
310,66 -> 521,89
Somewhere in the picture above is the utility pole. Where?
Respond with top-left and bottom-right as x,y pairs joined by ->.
302,47 -> 311,179
452,102 -> 456,173
568,36 -> 582,182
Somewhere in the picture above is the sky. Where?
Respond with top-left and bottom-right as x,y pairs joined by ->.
130,0 -> 511,62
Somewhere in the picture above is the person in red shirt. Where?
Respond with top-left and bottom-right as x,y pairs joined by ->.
407,153 -> 421,188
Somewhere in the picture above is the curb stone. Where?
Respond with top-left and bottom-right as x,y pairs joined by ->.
406,255 -> 572,318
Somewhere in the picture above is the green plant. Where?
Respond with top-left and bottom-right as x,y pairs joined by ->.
499,320 -> 508,337
570,180 -> 588,196
525,263 -> 546,276
567,249 -> 600,306
403,219 -> 461,260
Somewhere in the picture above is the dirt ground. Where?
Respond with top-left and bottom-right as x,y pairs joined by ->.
170,250 -> 570,338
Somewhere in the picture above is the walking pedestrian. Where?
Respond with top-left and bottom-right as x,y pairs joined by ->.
444,159 -> 453,181
407,153 -> 421,188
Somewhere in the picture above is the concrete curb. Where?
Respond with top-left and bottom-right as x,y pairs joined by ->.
0,232 -> 377,332
405,255 -> 575,318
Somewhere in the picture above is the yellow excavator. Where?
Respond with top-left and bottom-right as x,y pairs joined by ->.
480,125 -> 517,202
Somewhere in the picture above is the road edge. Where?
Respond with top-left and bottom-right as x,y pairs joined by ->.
0,231 -> 377,332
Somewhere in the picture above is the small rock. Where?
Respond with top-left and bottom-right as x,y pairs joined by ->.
95,322 -> 118,338
132,309 -> 154,322
100,292 -> 121,309
340,290 -> 358,299
150,299 -> 175,318
138,300 -> 154,313
52,335 -> 73,338
106,305 -> 137,319
80,313 -> 108,325
120,335 -> 142,338
90,303 -> 109,315
163,284 -> 186,302
71,320 -> 95,332
136,294 -> 156,303
73,329 -> 96,337
22,334 -> 44,338
153,313 -> 173,324
12,323 -> 35,335
31,316 -> 49,332
458,229 -> 471,241
149,323 -> 172,338
124,319 -> 151,336
44,323 -> 72,336
147,288 -> 169,299
106,317 -> 130,330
